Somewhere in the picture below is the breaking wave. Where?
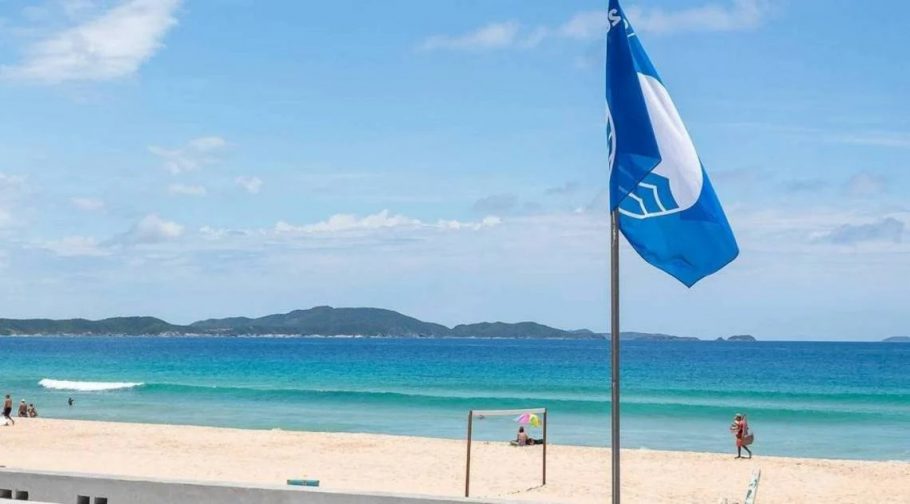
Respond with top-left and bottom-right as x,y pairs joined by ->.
38,378 -> 144,392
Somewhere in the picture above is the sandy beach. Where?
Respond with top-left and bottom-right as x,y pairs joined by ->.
0,419 -> 906,503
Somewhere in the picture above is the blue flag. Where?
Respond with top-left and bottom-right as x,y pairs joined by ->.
605,0 -> 738,287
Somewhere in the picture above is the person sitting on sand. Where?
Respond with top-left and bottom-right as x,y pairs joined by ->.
516,426 -> 529,446
2,394 -> 14,425
18,400 -> 28,417
730,413 -> 752,459
27,403 -> 38,418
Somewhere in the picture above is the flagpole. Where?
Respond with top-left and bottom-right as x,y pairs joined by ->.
610,208 -> 621,504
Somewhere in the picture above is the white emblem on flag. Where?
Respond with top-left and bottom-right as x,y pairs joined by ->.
619,74 -> 704,220
606,105 -> 617,176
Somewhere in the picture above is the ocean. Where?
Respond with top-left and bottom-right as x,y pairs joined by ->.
0,337 -> 907,461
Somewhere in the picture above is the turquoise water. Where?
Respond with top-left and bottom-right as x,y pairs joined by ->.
0,337 -> 907,461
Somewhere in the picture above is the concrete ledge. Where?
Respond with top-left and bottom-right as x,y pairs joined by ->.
1,500 -> 60,504
0,468 -> 519,504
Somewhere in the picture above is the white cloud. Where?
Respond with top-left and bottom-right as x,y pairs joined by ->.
0,173 -> 27,228
42,235 -> 110,256
199,225 -> 228,241
188,136 -> 226,151
4,200 -> 908,340
149,136 -> 227,174
60,0 -> 101,19
473,194 -> 517,214
625,0 -> 768,35
71,197 -> 105,211
423,1 -> 770,51
0,173 -> 26,191
275,210 -> 421,234
521,27 -> 551,49
559,11 -> 610,40
0,209 -> 13,228
844,172 -> 886,197
727,206 -> 910,255
835,131 -> 910,149
419,21 -> 531,51
167,183 -> 207,197
235,176 -> 263,194
564,1 -> 768,39
1,0 -> 182,83
273,210 -> 501,235
125,214 -> 183,243
546,182 -> 581,196
813,217 -> 905,245
782,178 -> 828,193
436,216 -> 502,231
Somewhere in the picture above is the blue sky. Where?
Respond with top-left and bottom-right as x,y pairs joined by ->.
0,0 -> 907,340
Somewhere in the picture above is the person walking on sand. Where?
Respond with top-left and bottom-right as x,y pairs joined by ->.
730,413 -> 752,459
2,394 -> 14,425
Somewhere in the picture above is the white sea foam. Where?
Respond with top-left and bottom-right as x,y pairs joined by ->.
38,378 -> 143,392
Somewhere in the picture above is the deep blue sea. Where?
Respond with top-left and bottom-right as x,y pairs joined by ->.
0,337 -> 907,461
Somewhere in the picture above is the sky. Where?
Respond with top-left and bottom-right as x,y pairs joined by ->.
0,0 -> 907,341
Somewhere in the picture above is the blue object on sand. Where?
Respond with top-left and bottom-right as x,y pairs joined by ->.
287,479 -> 320,487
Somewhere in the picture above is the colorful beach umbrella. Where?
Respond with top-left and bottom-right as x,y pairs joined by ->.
514,412 -> 540,428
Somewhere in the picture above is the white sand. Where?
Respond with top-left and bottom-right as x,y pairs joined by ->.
1,418 -> 907,503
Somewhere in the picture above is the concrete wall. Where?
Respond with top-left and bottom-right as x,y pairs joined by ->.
1,499 -> 59,504
0,469 -> 515,504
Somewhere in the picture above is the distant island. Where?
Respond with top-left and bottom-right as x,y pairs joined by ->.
0,305 -> 751,341
715,335 -> 757,342
882,336 -> 910,342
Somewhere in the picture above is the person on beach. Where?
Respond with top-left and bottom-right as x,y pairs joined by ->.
18,400 -> 28,417
730,413 -> 752,459
516,426 -> 529,446
27,403 -> 38,418
2,394 -> 14,425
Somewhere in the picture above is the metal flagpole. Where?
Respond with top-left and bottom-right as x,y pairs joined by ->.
465,410 -> 473,497
610,209 -> 621,504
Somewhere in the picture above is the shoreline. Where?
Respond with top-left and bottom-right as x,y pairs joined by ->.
1,418 -> 907,503
14,414 -> 910,465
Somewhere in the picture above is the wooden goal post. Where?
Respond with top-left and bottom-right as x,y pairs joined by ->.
464,407 -> 547,497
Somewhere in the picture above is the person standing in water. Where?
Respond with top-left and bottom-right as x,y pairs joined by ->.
2,394 -> 14,425
68,397 -> 74,407
730,413 -> 752,459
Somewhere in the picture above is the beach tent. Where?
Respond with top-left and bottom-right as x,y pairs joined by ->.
463,407 -> 547,497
